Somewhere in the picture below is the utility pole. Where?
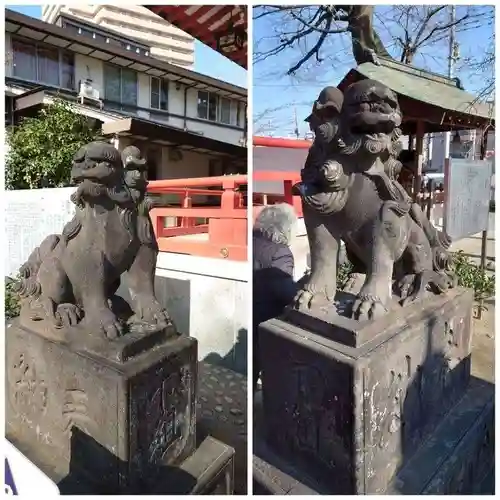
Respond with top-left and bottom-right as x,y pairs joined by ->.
293,107 -> 299,138
443,4 -> 456,161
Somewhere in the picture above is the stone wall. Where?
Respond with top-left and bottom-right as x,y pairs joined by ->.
6,187 -> 75,278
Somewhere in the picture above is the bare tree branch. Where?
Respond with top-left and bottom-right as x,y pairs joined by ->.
253,5 -> 352,69
287,16 -> 333,74
254,5 -> 494,131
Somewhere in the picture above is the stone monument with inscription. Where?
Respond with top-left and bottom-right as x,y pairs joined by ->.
6,142 -> 235,494
254,81 -> 494,494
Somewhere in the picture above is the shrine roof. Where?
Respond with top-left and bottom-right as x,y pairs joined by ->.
338,58 -> 494,124
144,5 -> 247,69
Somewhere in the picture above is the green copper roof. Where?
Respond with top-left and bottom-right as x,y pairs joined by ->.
339,58 -> 494,120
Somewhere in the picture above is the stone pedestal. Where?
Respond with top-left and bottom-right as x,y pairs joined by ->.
6,320 -> 228,493
258,287 -> 493,494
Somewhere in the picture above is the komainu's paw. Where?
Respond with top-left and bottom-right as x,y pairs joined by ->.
130,300 -> 171,330
293,289 -> 330,310
86,308 -> 123,339
396,271 -> 432,306
396,274 -> 417,301
352,293 -> 388,321
428,271 -> 457,294
56,303 -> 83,327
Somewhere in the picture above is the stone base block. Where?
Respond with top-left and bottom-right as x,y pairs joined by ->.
253,437 -> 324,495
387,377 -> 494,494
6,320 -> 197,492
259,287 -> 474,493
253,377 -> 494,495
148,436 -> 236,495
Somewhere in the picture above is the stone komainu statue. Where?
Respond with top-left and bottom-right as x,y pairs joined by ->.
294,79 -> 455,321
14,141 -> 171,339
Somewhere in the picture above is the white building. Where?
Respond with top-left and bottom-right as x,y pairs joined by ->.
5,8 -> 247,182
41,4 -> 194,68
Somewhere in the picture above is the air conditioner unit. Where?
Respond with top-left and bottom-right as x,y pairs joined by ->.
78,79 -> 103,109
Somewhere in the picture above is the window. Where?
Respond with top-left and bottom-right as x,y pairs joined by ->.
196,91 -> 244,126
240,104 -> 247,128
104,64 -> 138,108
150,77 -> 168,111
236,102 -> 246,128
197,91 -> 220,122
5,96 -> 14,127
61,52 -> 75,89
12,37 -> 75,89
219,97 -> 231,125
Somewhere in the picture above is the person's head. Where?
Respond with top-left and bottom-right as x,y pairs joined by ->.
253,203 -> 298,247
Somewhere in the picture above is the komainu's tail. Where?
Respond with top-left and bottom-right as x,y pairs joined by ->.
12,234 -> 60,298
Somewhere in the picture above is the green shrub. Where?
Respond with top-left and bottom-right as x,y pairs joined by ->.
6,99 -> 101,190
337,260 -> 353,290
5,277 -> 21,320
452,250 -> 495,302
337,251 -> 495,304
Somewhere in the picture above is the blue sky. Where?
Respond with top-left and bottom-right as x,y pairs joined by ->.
7,4 -> 247,88
253,5 -> 494,136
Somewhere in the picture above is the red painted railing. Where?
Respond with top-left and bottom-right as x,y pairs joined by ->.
253,136 -> 313,149
252,136 -> 308,219
252,171 -> 302,220
147,175 -> 247,261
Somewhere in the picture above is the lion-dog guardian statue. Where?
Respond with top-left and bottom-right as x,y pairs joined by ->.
294,80 -> 455,321
14,141 -> 171,339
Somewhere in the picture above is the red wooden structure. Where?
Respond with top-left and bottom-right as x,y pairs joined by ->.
253,136 -> 312,149
144,5 -> 247,68
148,175 -> 247,261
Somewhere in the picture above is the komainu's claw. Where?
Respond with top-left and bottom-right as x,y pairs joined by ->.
352,293 -> 388,321
396,271 -> 432,306
56,303 -> 83,327
84,308 -> 123,339
293,289 -> 330,311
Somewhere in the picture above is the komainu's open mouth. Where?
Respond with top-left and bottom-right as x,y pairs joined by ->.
349,98 -> 401,134
351,118 -> 396,136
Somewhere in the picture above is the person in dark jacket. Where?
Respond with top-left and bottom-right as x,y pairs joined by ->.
253,203 -> 299,391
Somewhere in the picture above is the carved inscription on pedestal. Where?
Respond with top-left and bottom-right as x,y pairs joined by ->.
366,310 -> 473,492
443,320 -> 461,370
131,364 -> 193,470
146,374 -> 182,464
290,365 -> 324,454
377,355 -> 412,450
287,364 -> 350,470
8,353 -> 48,421
62,388 -> 94,435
